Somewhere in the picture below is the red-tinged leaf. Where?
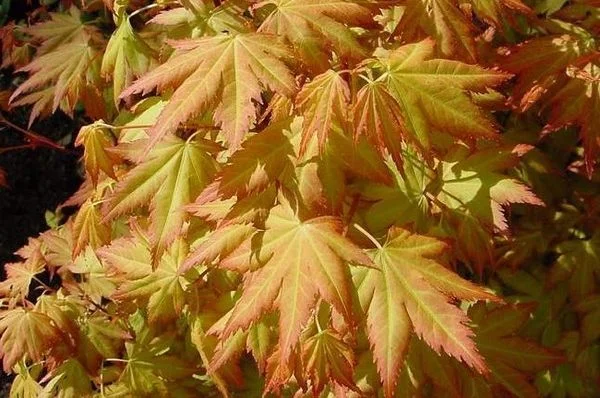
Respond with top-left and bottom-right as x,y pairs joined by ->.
216,203 -> 372,365
257,0 -> 373,71
10,35 -> 105,125
97,236 -> 153,280
182,223 -> 255,272
541,62 -> 600,174
352,81 -> 407,166
355,228 -> 491,397
121,33 -> 296,150
302,329 -> 357,394
0,260 -> 45,305
502,34 -> 595,111
296,70 -> 350,154
0,308 -> 63,372
204,118 -> 296,201
467,0 -> 533,29
392,0 -> 478,61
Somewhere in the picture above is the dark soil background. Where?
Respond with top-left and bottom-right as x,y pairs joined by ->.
0,3 -> 84,395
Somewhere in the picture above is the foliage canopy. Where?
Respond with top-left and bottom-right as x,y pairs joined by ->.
0,0 -> 599,396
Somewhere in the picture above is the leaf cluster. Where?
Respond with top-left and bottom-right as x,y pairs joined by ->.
0,0 -> 599,397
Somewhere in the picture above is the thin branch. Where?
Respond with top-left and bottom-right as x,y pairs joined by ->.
0,113 -> 64,150
353,223 -> 383,250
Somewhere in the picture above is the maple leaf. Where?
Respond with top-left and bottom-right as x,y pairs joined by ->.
75,121 -> 120,186
392,0 -> 478,61
182,223 -> 255,271
201,118 -> 296,201
469,303 -> 565,397
0,260 -> 45,306
302,328 -> 357,394
121,33 -> 297,150
550,232 -> 600,303
112,240 -> 195,324
83,315 -> 130,359
98,235 -> 153,280
256,0 -> 374,71
541,62 -> 600,173
213,202 -> 373,365
434,144 -> 544,232
467,0 -> 533,29
68,247 -> 116,303
0,308 -> 63,372
43,358 -> 93,398
117,312 -> 198,394
296,69 -> 350,154
10,35 -> 105,125
502,32 -> 596,112
103,135 -> 219,256
352,80 -> 407,166
72,199 -> 111,258
25,6 -> 101,55
101,17 -> 157,106
40,224 -> 75,269
358,147 -> 433,233
360,40 -> 510,154
354,227 -> 495,397
149,0 -> 250,38
9,363 -> 45,397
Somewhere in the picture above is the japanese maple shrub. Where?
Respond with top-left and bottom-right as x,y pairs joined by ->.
0,0 -> 599,397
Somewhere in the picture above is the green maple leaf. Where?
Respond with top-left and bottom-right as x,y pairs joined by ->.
358,148 -> 433,233
101,17 -> 157,106
121,33 -> 297,150
354,227 -> 496,397
434,144 -> 544,232
117,312 -> 197,394
550,232 -> 600,303
149,0 -> 250,38
357,39 -> 510,156
71,199 -> 111,257
112,239 -> 196,324
470,303 -> 564,397
68,247 -> 116,304
103,135 -> 219,256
